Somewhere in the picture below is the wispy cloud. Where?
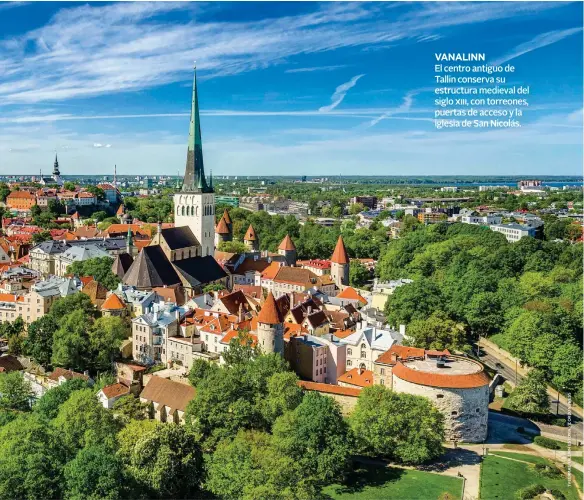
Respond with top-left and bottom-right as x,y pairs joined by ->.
490,27 -> 582,66
285,65 -> 347,74
93,143 -> 112,148
0,1 -> 568,105
319,74 -> 365,112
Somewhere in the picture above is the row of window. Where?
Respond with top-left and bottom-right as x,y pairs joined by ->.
177,205 -> 215,216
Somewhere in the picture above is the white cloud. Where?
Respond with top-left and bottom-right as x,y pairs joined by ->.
490,27 -> 582,67
0,1 -> 568,105
285,65 -> 347,73
319,74 -> 365,112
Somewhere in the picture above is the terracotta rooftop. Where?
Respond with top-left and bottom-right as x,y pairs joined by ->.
393,356 -> 490,389
336,286 -> 367,305
48,367 -> 89,382
222,209 -> 232,225
278,234 -> 296,251
216,216 -> 230,235
298,380 -> 361,397
331,235 -> 349,265
101,293 -> 126,310
257,291 -> 283,324
244,224 -> 257,241
338,368 -> 374,388
100,382 -> 130,399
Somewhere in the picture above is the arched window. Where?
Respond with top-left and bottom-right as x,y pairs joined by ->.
347,348 -> 352,356
360,351 -> 366,358
181,206 -> 185,216
361,343 -> 366,349
347,360 -> 352,367
195,206 -> 198,216
359,363 -> 366,371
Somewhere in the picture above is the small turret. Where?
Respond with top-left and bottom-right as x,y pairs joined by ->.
257,291 -> 284,355
244,224 -> 259,252
330,235 -> 349,288
215,215 -> 232,247
278,234 -> 297,266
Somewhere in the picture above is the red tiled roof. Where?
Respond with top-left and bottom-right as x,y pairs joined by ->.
100,382 -> 130,399
222,209 -> 232,225
298,380 -> 361,397
376,345 -> 426,365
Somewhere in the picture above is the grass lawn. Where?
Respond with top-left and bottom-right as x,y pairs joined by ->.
480,454 -> 580,500
323,466 -> 462,500
489,452 -> 549,465
570,468 -> 583,490
571,456 -> 583,464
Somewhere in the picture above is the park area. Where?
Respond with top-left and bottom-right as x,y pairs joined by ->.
480,451 -> 581,500
323,465 -> 462,499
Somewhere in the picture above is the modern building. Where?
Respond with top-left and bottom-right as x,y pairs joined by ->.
490,223 -> 536,242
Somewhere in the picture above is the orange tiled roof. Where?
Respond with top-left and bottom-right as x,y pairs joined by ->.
0,293 -> 24,303
336,286 -> 367,304
261,261 -> 281,280
101,382 -> 130,399
257,291 -> 283,324
331,235 -> 349,264
298,380 -> 361,397
102,293 -> 126,310
338,368 -> 374,388
392,357 -> 489,389
244,224 -> 257,241
278,234 -> 296,251
222,209 -> 232,225
216,217 -> 230,235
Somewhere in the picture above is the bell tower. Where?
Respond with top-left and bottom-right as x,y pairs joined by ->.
173,66 -> 215,257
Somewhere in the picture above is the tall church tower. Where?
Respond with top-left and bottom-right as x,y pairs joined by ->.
174,66 -> 215,257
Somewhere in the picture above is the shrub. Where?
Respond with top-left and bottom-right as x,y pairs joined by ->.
549,489 -> 566,500
534,436 -> 561,450
550,418 -> 567,427
516,484 -> 545,499
533,463 -> 563,479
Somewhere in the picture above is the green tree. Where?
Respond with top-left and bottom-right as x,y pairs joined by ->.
53,389 -> 118,456
506,370 -> 550,415
64,444 -> 124,500
385,278 -> 444,325
205,430 -> 316,500
350,385 -> 444,464
0,414 -> 65,499
33,378 -> 88,420
49,293 -> 97,322
25,315 -> 58,367
349,260 -> 370,288
550,343 -> 583,394
116,419 -> 160,465
112,395 -> 149,423
405,311 -> 468,351
126,425 -> 204,498
51,310 -> 92,372
30,204 -> 42,217
272,392 -> 351,485
86,185 -> 106,201
349,202 -> 365,215
67,257 -> 120,291
88,316 -> 128,371
203,283 -> 227,293
0,372 -> 33,411
218,240 -> 248,253
222,330 -> 261,366
187,359 -> 220,387
63,181 -> 76,191
465,291 -> 502,337
258,371 -> 303,425
91,210 -> 109,222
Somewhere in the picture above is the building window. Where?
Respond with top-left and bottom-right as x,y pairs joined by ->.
347,348 -> 352,355
380,368 -> 385,375
437,394 -> 444,399
451,411 -> 458,416
361,343 -> 366,349
476,408 -> 480,413
360,351 -> 366,358
347,360 -> 352,367
380,379 -> 385,385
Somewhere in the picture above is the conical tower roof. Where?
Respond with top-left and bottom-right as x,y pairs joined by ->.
258,291 -> 283,324
216,216 -> 230,235
53,153 -> 60,176
181,66 -> 211,193
331,235 -> 349,264
222,208 -> 232,225
278,234 -> 296,251
244,224 -> 257,241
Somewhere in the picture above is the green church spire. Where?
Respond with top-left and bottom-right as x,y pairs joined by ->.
181,65 -> 211,193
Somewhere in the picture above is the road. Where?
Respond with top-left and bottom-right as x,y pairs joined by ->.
478,346 -> 579,419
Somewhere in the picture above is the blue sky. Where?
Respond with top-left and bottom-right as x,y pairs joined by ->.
0,1 -> 582,176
